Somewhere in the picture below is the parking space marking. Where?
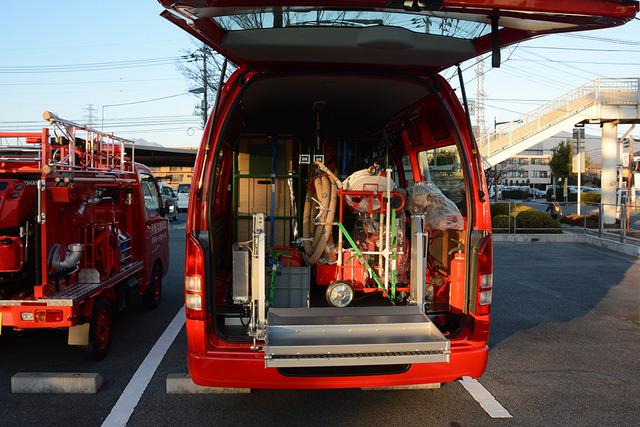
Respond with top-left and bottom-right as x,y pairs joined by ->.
459,376 -> 512,419
101,306 -> 185,427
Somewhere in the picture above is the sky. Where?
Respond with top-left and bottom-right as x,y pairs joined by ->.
1,1 -> 639,148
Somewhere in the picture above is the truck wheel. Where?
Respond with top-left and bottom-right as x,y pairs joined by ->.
143,263 -> 162,309
81,299 -> 112,361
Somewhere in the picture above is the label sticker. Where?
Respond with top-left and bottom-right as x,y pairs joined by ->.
299,154 -> 310,164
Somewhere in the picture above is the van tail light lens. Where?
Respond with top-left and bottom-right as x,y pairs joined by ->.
185,234 -> 205,320
476,234 -> 493,316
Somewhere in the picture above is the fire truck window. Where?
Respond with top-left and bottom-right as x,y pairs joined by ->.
141,174 -> 161,213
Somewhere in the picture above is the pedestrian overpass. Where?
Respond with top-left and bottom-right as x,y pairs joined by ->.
479,78 -> 640,166
477,78 -> 640,225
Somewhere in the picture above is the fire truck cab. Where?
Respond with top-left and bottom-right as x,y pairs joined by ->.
0,112 -> 169,360
159,0 -> 638,388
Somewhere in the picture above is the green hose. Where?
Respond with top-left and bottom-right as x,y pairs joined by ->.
390,208 -> 397,301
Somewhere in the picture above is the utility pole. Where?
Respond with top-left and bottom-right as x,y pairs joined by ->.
573,127 -> 584,215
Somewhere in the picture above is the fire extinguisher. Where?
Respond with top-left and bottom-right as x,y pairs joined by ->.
449,240 -> 466,314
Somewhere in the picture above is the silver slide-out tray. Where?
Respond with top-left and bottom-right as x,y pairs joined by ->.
264,306 -> 450,368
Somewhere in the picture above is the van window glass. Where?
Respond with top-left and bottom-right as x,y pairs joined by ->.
214,10 -> 495,39
417,145 -> 465,209
141,174 -> 161,213
401,155 -> 414,187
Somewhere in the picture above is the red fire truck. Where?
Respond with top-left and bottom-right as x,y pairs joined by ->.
0,112 -> 169,359
158,0 -> 638,388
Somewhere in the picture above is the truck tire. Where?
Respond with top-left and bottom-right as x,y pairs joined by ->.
81,298 -> 112,361
142,263 -> 162,309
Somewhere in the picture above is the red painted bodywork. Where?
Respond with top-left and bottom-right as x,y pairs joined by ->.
159,0 -> 638,71
162,0 -> 636,388
0,130 -> 169,333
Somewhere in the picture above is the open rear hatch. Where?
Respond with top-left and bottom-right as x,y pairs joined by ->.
265,306 -> 449,368
159,0 -> 638,70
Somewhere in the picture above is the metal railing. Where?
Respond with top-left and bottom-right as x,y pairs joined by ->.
478,78 -> 640,163
491,200 -> 640,245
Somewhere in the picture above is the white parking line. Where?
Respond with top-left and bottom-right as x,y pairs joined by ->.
101,306 -> 185,427
459,376 -> 512,419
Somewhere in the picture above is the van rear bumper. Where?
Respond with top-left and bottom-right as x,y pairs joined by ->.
187,345 -> 488,389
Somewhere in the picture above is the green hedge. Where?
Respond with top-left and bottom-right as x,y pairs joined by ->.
491,202 -> 561,233
515,209 -> 562,234
490,202 -> 511,217
491,214 -> 511,233
490,202 -> 531,218
581,192 -> 601,203
512,204 -> 534,217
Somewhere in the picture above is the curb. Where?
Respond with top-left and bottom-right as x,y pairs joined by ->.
11,372 -> 103,394
493,233 -> 640,258
166,373 -> 250,394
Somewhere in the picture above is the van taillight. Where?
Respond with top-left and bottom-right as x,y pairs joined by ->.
185,234 -> 205,320
476,234 -> 493,316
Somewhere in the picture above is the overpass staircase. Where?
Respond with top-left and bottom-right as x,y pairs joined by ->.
479,78 -> 640,167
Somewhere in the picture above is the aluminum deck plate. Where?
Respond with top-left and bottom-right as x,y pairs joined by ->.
264,306 -> 450,368
0,261 -> 143,307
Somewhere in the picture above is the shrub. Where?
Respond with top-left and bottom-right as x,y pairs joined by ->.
515,209 -> 562,234
512,204 -> 534,217
491,214 -> 511,233
561,212 -> 616,229
490,202 -> 511,217
581,192 -> 601,203
490,202 -> 533,218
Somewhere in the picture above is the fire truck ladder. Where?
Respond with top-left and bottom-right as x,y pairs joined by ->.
42,111 -> 136,173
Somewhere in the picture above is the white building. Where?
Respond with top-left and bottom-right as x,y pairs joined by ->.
495,130 -> 605,188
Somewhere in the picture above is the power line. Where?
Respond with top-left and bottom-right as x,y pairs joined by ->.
519,46 -> 640,53
103,93 -> 190,108
0,56 -> 195,74
0,55 -> 188,69
0,39 -> 185,52
561,34 -> 640,46
511,59 -> 640,66
0,77 -> 184,87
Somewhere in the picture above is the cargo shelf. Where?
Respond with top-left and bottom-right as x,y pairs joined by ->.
264,306 -> 450,368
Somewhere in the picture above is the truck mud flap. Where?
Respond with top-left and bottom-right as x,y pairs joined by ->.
264,306 -> 450,368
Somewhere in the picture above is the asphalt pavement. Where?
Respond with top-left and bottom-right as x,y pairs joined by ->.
1,218 -> 639,426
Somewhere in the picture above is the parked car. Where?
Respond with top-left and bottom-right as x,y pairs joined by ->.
176,183 -> 191,212
158,182 -> 179,221
528,188 -> 546,199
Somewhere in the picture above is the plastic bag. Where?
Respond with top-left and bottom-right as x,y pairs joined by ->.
407,182 -> 464,230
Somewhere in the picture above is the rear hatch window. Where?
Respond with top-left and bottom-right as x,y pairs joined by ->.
159,1 -> 638,69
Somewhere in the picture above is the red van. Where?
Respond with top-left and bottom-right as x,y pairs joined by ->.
159,1 -> 638,389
